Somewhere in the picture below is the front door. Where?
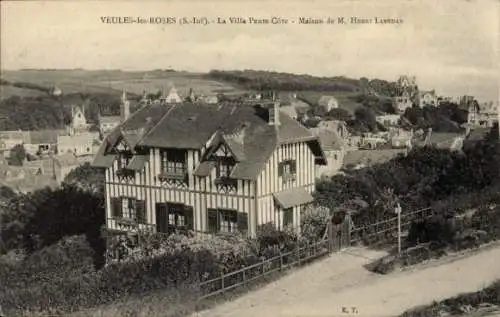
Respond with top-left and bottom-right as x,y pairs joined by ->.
156,203 -> 169,234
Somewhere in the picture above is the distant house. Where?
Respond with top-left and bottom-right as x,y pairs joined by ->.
317,120 -> 350,140
69,105 -> 91,133
199,95 -> 219,105
394,75 -> 418,113
318,96 -> 339,112
419,90 -> 438,108
376,114 -> 401,127
26,129 -> 67,156
162,86 -> 182,104
277,92 -> 311,116
310,127 -> 345,177
342,149 -> 407,171
51,86 -> 62,96
99,115 -> 121,135
388,128 -> 413,149
53,153 -> 81,182
57,132 -> 100,156
0,161 -> 58,193
0,131 -> 31,150
394,91 -> 413,113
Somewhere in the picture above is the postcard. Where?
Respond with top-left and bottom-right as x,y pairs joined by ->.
0,1 -> 499,317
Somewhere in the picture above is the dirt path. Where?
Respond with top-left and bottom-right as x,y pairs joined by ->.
192,245 -> 500,317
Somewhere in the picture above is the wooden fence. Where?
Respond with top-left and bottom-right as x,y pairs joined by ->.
350,207 -> 433,245
198,238 -> 331,299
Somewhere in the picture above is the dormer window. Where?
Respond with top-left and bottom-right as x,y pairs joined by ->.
214,151 -> 237,192
117,152 -> 131,170
216,157 -> 234,178
159,149 -> 188,182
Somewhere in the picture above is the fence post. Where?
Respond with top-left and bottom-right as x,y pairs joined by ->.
221,273 -> 224,291
243,269 -> 246,286
297,244 -> 301,266
280,253 -> 284,271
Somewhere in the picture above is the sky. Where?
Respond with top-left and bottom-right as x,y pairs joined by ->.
1,0 -> 499,102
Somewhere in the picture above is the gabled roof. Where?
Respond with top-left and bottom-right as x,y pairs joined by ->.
53,153 -> 79,167
29,130 -> 67,144
280,105 -> 298,118
309,127 -> 344,151
0,131 -> 31,142
92,102 -> 327,179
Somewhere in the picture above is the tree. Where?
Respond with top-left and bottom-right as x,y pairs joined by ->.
62,163 -> 105,194
325,108 -> 352,121
353,107 -> 378,132
9,144 -> 26,166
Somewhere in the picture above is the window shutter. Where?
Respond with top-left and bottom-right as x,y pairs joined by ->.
111,198 -> 123,218
136,200 -> 146,223
237,212 -> 248,236
185,206 -> 194,231
290,160 -> 297,173
207,209 -> 219,233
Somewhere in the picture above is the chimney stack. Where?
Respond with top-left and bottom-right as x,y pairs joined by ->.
269,101 -> 281,126
120,89 -> 130,122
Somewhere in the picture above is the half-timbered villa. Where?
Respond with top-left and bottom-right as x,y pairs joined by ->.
92,98 -> 327,239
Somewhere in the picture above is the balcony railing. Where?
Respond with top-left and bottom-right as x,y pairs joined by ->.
214,177 -> 238,187
116,168 -> 135,178
107,217 -> 154,233
158,169 -> 187,181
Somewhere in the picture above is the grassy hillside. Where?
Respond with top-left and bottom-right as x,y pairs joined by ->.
1,69 -> 244,98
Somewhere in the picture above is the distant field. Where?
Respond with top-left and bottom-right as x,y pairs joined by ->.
0,85 -> 47,100
93,77 -> 243,97
1,70 -> 246,98
298,90 -> 364,115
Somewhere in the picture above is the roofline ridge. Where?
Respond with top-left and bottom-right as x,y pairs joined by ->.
137,104 -> 178,147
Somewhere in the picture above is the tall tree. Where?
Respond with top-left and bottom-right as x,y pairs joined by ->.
9,144 -> 26,166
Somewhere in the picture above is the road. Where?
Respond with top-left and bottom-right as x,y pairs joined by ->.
192,245 -> 500,317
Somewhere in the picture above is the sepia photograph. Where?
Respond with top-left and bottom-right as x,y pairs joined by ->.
0,0 -> 499,316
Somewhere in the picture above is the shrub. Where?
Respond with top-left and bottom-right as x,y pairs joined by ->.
301,205 -> 330,242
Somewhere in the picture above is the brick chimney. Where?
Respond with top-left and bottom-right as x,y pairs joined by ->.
268,92 -> 280,126
120,90 -> 130,122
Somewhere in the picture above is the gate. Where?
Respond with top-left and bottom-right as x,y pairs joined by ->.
328,212 -> 352,252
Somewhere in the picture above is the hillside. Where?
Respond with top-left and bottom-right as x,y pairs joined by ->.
1,69 -> 244,99
0,69 -> 244,130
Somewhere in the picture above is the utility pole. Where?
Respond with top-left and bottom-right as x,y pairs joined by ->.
395,202 -> 402,256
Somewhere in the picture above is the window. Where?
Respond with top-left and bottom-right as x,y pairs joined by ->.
207,209 -> 248,234
283,208 -> 294,227
156,203 -> 193,233
279,159 -> 297,182
117,152 -> 131,170
110,197 -> 146,223
220,210 -> 237,233
334,154 -> 338,160
122,198 -> 136,219
216,157 -> 234,178
160,149 -> 187,175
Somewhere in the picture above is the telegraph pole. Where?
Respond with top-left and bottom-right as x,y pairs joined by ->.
395,202 -> 402,256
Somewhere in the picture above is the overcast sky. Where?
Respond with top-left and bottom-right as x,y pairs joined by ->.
1,0 -> 498,101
